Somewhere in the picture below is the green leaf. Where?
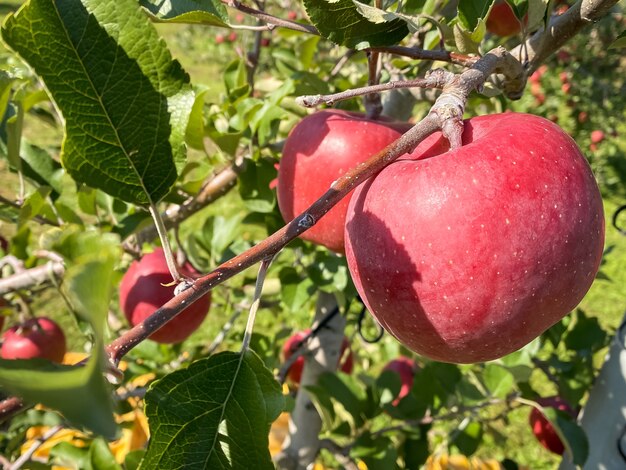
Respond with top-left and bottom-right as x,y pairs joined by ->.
505,0 -> 529,19
279,267 -> 316,312
186,87 -> 209,150
450,421 -> 483,455
483,364 -> 515,399
0,228 -> 120,438
19,142 -> 64,198
609,30 -> 626,49
4,101 -> 23,171
0,71 -> 13,120
0,355 -> 117,439
2,0 -> 194,205
18,186 -> 54,226
303,0 -> 409,48
238,158 -> 277,213
140,0 -> 228,27
541,407 -> 589,466
142,351 -> 284,469
350,432 -> 398,470
89,437 -> 123,470
457,0 -> 494,32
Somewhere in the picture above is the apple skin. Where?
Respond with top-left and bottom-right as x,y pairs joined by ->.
277,110 -> 411,253
529,396 -> 576,455
486,1 -> 523,37
282,329 -> 354,383
1,317 -> 66,363
119,248 -> 211,344
344,113 -> 604,363
382,356 -> 416,405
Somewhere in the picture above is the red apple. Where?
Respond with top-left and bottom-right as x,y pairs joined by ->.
215,33 -> 226,44
282,329 -> 354,383
0,235 -> 8,253
228,31 -> 237,42
382,356 -> 416,405
529,396 -> 576,455
590,130 -> 605,144
344,113 -> 604,363
486,1 -> 525,37
277,110 -> 410,253
119,248 -> 211,344
287,11 -> 297,21
1,317 -> 66,363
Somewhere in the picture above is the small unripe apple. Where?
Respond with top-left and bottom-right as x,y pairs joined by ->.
382,356 -> 416,405
282,329 -> 354,383
529,396 -> 576,455
277,110 -> 410,253
345,113 -> 604,363
486,1 -> 525,37
119,248 -> 211,344
1,317 -> 66,363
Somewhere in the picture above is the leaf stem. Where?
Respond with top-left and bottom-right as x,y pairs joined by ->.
241,255 -> 274,352
148,202 -> 181,282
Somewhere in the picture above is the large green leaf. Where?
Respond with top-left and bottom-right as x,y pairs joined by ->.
0,230 -> 120,438
142,351 -> 284,469
303,0 -> 409,49
1,0 -> 194,205
140,0 -> 228,27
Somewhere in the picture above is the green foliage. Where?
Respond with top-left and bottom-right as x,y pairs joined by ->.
141,0 -> 229,27
2,0 -> 194,205
142,351 -> 284,469
303,0 -> 409,49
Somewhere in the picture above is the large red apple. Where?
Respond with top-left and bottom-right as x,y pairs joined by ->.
119,248 -> 211,344
345,113 -> 604,363
277,110 -> 410,253
529,396 -> 576,455
486,1 -> 524,37
1,317 -> 66,363
282,329 -> 354,383
382,356 -> 416,405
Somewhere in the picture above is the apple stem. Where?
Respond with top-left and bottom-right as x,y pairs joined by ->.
148,203 -> 182,283
241,254 -> 275,352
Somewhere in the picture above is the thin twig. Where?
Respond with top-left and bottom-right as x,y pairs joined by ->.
0,260 -> 65,296
225,1 -> 319,35
296,74 -> 450,108
8,424 -> 63,470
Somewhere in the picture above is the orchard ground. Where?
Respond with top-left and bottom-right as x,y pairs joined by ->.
0,2 -> 626,469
